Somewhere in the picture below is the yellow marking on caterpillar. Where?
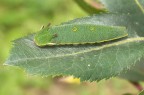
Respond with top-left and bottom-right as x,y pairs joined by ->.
90,26 -> 95,31
72,27 -> 78,32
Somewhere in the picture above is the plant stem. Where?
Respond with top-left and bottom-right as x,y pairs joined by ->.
130,81 -> 143,91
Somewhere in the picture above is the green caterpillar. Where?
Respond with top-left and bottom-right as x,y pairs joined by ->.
34,24 -> 128,46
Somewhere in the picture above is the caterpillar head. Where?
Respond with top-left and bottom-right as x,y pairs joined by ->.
34,25 -> 57,46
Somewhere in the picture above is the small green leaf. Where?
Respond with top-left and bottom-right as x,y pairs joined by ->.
119,60 -> 144,81
123,93 -> 133,95
74,0 -> 107,14
138,90 -> 144,95
99,0 -> 143,14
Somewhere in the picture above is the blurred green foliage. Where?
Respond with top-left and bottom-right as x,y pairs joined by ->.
0,0 -> 87,63
0,0 -> 86,95
0,0 -> 141,95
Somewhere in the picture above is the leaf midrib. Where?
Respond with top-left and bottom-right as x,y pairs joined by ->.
5,37 -> 144,64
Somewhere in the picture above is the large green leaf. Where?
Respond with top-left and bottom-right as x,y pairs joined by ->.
5,35 -> 144,81
100,0 -> 144,14
5,0 -> 144,81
